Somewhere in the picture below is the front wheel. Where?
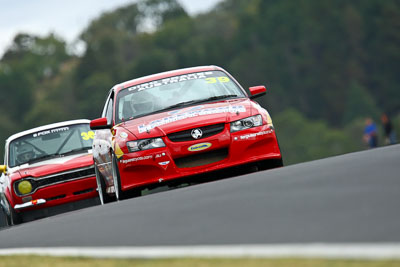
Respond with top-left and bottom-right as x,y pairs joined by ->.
7,199 -> 21,225
0,206 -> 9,228
95,164 -> 114,205
112,153 -> 127,201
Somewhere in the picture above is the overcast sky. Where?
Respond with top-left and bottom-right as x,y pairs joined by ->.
0,0 -> 222,57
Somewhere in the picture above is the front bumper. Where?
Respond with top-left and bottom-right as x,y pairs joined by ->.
14,199 -> 46,210
118,124 -> 281,191
12,176 -> 98,212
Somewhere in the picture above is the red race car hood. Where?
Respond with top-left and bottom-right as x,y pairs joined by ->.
12,153 -> 94,179
120,98 -> 256,138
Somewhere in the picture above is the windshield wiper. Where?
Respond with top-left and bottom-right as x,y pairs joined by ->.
146,96 -> 238,115
133,101 -> 199,118
23,147 -> 92,165
25,154 -> 61,165
60,146 -> 92,156
157,100 -> 199,112
193,94 -> 238,103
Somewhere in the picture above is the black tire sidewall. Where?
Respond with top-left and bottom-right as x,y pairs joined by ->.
112,153 -> 126,200
0,206 -> 9,228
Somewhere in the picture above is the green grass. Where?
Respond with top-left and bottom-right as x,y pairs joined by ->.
0,256 -> 399,267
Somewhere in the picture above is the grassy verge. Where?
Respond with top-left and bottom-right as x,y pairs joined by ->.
0,256 -> 399,267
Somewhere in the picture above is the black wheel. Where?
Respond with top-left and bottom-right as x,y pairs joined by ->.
95,164 -> 114,205
112,153 -> 127,201
0,206 -> 9,228
6,199 -> 21,225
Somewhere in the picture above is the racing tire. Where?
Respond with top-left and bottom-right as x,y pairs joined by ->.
0,206 -> 8,228
112,153 -> 127,201
95,164 -> 114,205
7,199 -> 21,225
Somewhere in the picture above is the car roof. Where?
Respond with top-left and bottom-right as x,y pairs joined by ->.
5,119 -> 91,144
112,65 -> 224,94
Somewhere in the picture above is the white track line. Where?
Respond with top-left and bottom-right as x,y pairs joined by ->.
1,244 -> 400,259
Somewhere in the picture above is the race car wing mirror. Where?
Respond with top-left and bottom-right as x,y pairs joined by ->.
249,85 -> 267,99
0,165 -> 6,174
90,117 -> 112,130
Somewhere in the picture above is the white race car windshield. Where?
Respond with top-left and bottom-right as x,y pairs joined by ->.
115,71 -> 246,123
8,124 -> 94,167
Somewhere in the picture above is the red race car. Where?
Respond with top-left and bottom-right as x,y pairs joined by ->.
0,120 -> 98,225
90,66 -> 283,204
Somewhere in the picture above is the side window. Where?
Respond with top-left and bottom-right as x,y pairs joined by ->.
101,91 -> 114,125
3,146 -> 7,167
105,95 -> 114,125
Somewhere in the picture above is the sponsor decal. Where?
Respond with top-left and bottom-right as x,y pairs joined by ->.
119,132 -> 128,139
188,142 -> 212,152
239,130 -> 274,140
168,105 -> 204,115
158,161 -> 170,166
128,72 -> 214,92
33,127 -> 69,138
138,105 -> 246,133
155,153 -> 166,158
121,155 -> 153,164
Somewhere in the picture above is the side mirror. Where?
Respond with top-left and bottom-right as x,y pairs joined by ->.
249,86 -> 267,99
0,165 -> 6,174
90,118 -> 111,130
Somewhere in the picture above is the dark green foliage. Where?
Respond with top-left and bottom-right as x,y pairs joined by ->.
274,109 -> 361,165
0,0 -> 399,163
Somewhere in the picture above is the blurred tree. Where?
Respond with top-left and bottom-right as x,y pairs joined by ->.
74,0 -> 189,118
2,33 -> 70,81
274,109 -> 360,165
342,81 -> 380,124
137,0 -> 188,30
0,33 -> 72,159
0,70 -> 32,121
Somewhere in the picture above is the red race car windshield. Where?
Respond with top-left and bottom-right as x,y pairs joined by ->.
115,71 -> 246,123
8,124 -> 94,167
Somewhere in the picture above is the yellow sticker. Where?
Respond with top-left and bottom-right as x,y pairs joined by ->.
114,142 -> 124,159
205,77 -> 230,84
81,131 -> 95,140
188,142 -> 212,152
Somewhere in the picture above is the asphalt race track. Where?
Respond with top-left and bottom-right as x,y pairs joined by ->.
0,144 -> 399,248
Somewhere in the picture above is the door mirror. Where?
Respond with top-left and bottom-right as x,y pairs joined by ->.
249,86 -> 267,99
90,118 -> 111,130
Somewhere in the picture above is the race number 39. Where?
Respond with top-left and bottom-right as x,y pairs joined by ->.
205,77 -> 230,83
81,131 -> 95,140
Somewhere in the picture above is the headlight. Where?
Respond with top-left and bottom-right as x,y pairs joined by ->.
126,138 -> 166,152
230,115 -> 263,132
16,180 -> 33,195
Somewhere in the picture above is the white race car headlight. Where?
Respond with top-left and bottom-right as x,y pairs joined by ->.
230,115 -> 263,132
127,138 -> 165,152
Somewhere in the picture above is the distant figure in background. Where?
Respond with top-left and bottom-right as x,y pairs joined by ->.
381,113 -> 397,145
363,117 -> 378,148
